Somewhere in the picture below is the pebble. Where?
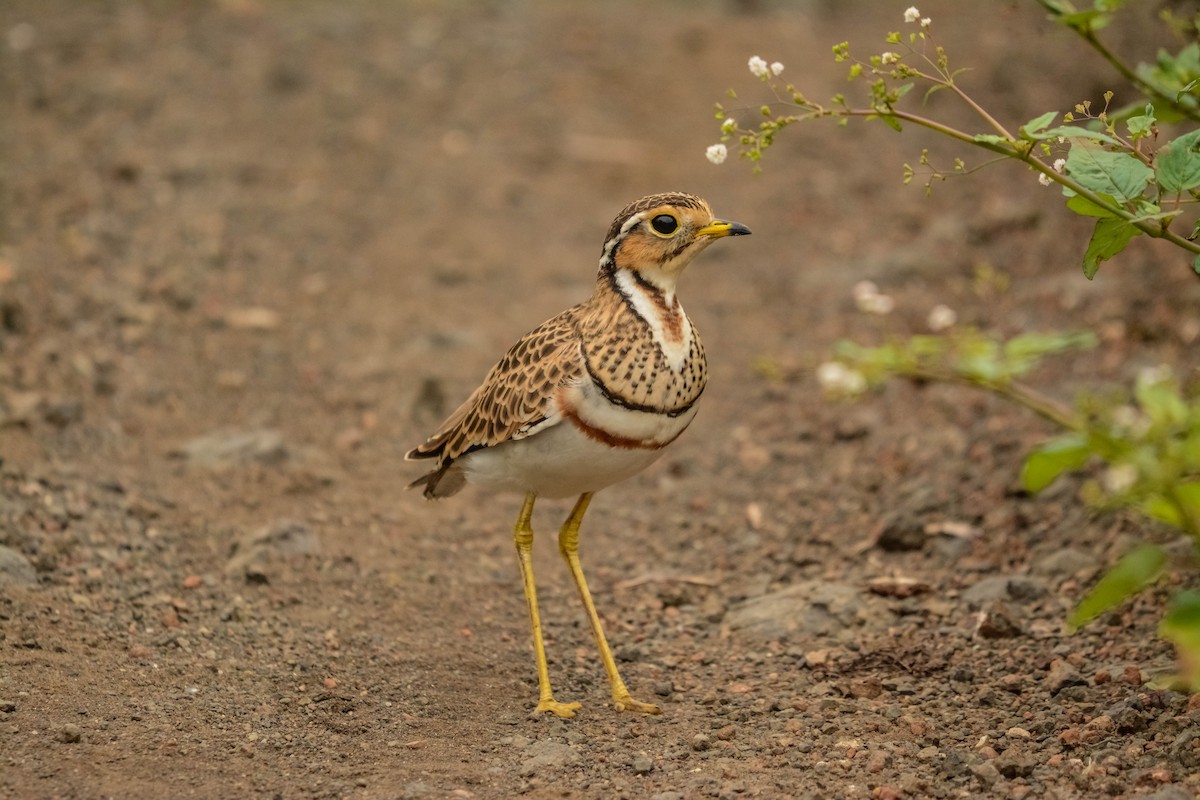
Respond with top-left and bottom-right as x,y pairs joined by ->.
962,575 -> 1048,606
0,545 -> 37,587
518,740 -> 579,777
176,429 -> 291,468
58,723 -> 83,743
875,514 -> 926,551
994,749 -> 1035,778
1046,658 -> 1086,694
631,754 -> 653,774
226,519 -> 320,581
969,762 -> 998,786
973,601 -> 1024,638
1031,547 -> 1100,579
691,733 -> 711,751
725,579 -> 893,642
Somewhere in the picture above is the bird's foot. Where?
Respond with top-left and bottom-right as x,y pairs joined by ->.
613,693 -> 662,715
535,698 -> 582,719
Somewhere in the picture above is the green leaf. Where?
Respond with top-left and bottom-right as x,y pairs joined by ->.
1022,432 -> 1091,493
1020,111 -> 1059,136
1066,192 -> 1121,218
1068,543 -> 1167,629
1066,145 -> 1154,202
1156,129 -> 1200,194
1142,495 -> 1186,528
1082,217 -> 1140,279
973,134 -> 1011,146
1135,371 -> 1187,427
1159,590 -> 1200,690
1027,126 -> 1120,146
1160,590 -> 1200,652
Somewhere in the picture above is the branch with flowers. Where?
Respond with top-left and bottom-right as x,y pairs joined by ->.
710,4 -> 1200,280
713,3 -> 1200,690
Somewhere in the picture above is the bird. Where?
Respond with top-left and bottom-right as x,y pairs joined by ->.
406,192 -> 750,718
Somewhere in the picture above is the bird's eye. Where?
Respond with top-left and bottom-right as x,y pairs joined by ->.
650,214 -> 679,236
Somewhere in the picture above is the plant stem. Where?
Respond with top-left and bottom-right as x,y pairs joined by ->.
839,107 -> 1200,267
892,365 -> 1081,431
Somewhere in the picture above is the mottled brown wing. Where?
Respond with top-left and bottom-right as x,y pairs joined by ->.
405,310 -> 583,467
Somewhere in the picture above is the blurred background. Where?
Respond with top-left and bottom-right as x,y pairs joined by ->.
3,2 -> 1198,797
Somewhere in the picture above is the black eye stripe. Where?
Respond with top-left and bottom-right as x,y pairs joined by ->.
650,214 -> 678,235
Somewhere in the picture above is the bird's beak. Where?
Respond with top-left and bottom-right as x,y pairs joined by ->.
696,219 -> 752,238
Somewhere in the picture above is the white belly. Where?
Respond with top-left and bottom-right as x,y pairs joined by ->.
460,422 -> 670,498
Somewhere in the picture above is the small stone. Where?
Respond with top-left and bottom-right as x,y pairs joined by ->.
691,733 -> 712,751
1108,703 -> 1148,733
226,519 -> 320,581
176,429 -> 290,468
631,754 -> 653,775
654,681 -> 673,697
970,761 -> 1001,788
1141,786 -> 1193,800
994,749 -> 1035,778
58,723 -> 83,744
972,602 -> 1023,639
725,579 -> 892,642
866,750 -> 891,772
1058,728 -> 1081,746
876,515 -> 926,551
0,545 -> 37,587
518,740 -> 579,777
1046,658 -> 1086,694
225,306 -> 281,330
1032,547 -> 1100,579
1121,666 -> 1143,686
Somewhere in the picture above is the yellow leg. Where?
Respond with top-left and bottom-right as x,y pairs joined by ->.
513,492 -> 581,718
558,493 -> 662,715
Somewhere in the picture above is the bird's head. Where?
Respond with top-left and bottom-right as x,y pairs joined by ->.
598,192 -> 750,290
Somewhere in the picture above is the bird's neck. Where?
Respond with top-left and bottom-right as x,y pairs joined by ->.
604,267 -> 691,367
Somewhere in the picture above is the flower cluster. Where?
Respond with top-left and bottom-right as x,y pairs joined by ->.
816,361 -> 868,397
852,280 -> 895,315
927,304 -> 957,332
904,6 -> 931,27
748,55 -> 785,78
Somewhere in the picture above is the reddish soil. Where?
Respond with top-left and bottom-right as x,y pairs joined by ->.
2,2 -> 1199,798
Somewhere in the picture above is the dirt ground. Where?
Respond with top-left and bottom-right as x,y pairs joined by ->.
3,1 -> 1200,798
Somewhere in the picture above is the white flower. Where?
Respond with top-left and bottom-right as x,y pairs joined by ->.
770,61 -> 784,76
721,117 -> 737,133
1053,158 -> 1066,173
1102,463 -> 1138,495
852,280 -> 880,303
880,51 -> 899,65
904,7 -> 921,23
927,304 -> 957,331
860,293 -> 895,314
748,55 -> 770,78
1038,173 -> 1053,186
816,362 -> 868,396
852,280 -> 895,315
921,17 -> 932,28
706,143 -> 728,165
